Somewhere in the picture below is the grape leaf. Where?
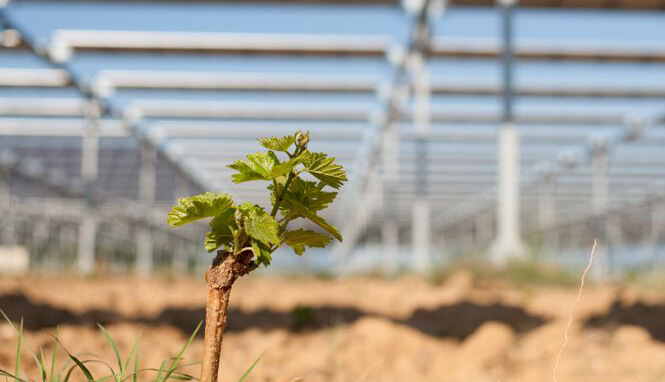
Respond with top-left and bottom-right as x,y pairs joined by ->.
204,208 -> 236,252
228,151 -> 295,183
283,197 -> 342,242
251,239 -> 273,267
258,135 -> 296,152
238,203 -> 280,246
167,131 -> 345,269
301,151 -> 347,189
167,192 -> 233,227
284,229 -> 332,255
270,177 -> 337,214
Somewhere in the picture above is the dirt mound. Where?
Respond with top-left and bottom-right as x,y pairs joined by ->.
461,322 -> 515,366
1,276 -> 665,382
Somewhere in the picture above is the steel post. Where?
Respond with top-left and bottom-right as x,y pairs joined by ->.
382,121 -> 400,276
591,145 -> 610,279
77,99 -> 100,275
490,0 -> 526,264
411,50 -> 432,274
137,141 -> 156,277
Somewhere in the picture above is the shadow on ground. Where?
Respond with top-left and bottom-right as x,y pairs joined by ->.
585,300 -> 665,342
0,292 -> 120,329
146,305 -> 366,336
0,292 -> 546,340
399,301 -> 547,339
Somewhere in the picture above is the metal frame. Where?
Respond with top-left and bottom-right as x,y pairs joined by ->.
1,0 -> 664,275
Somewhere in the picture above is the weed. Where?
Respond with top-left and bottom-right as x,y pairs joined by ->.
0,311 -> 263,382
0,310 -> 199,382
291,305 -> 316,330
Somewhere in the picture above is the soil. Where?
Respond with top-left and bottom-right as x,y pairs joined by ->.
1,271 -> 664,382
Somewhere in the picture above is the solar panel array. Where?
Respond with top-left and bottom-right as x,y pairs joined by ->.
1,0 -> 664,275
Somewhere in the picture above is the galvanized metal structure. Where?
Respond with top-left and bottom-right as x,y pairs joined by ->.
1,0 -> 664,276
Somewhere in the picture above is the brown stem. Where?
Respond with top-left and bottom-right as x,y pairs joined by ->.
200,251 -> 252,382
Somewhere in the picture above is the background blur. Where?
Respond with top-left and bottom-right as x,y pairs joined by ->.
2,1 -> 665,381
1,0 -> 665,278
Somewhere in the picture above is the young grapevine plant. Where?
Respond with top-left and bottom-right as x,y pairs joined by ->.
167,131 -> 346,382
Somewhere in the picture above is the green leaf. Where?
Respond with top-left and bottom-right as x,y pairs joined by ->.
226,160 -> 266,183
167,192 -> 233,227
228,151 -> 294,183
284,229 -> 332,255
301,151 -> 347,189
205,208 -> 236,252
291,178 -> 337,212
269,157 -> 299,179
258,135 -> 296,152
239,204 -> 280,246
270,178 -> 337,214
205,232 -> 227,253
251,240 -> 272,267
283,198 -> 342,242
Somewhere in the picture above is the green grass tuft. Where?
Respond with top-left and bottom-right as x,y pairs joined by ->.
0,311 -> 263,382
0,311 -> 201,382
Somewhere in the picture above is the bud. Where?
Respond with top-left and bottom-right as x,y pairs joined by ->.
295,130 -> 310,150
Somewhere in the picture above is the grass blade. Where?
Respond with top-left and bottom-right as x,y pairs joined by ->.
169,373 -> 196,381
60,349 -> 95,382
123,333 -> 141,377
49,328 -> 59,382
59,359 -> 115,382
155,360 -> 167,382
1,310 -> 50,379
39,348 -> 48,382
132,342 -> 140,382
0,368 -> 28,382
62,364 -> 78,382
161,321 -> 202,382
97,324 -> 123,375
236,353 -> 264,382
14,319 -> 23,379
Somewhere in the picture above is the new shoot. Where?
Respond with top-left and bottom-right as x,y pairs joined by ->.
167,131 -> 346,382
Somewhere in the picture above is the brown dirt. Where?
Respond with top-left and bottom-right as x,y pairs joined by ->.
1,272 -> 665,382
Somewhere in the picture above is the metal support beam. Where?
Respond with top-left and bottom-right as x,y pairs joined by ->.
411,47 -> 431,274
137,142 -> 156,277
0,7 -> 210,195
649,200 -> 664,268
0,167 -> 15,244
77,99 -> 101,275
590,141 -> 610,279
490,0 -> 526,263
340,0 -> 441,264
382,121 -> 400,276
